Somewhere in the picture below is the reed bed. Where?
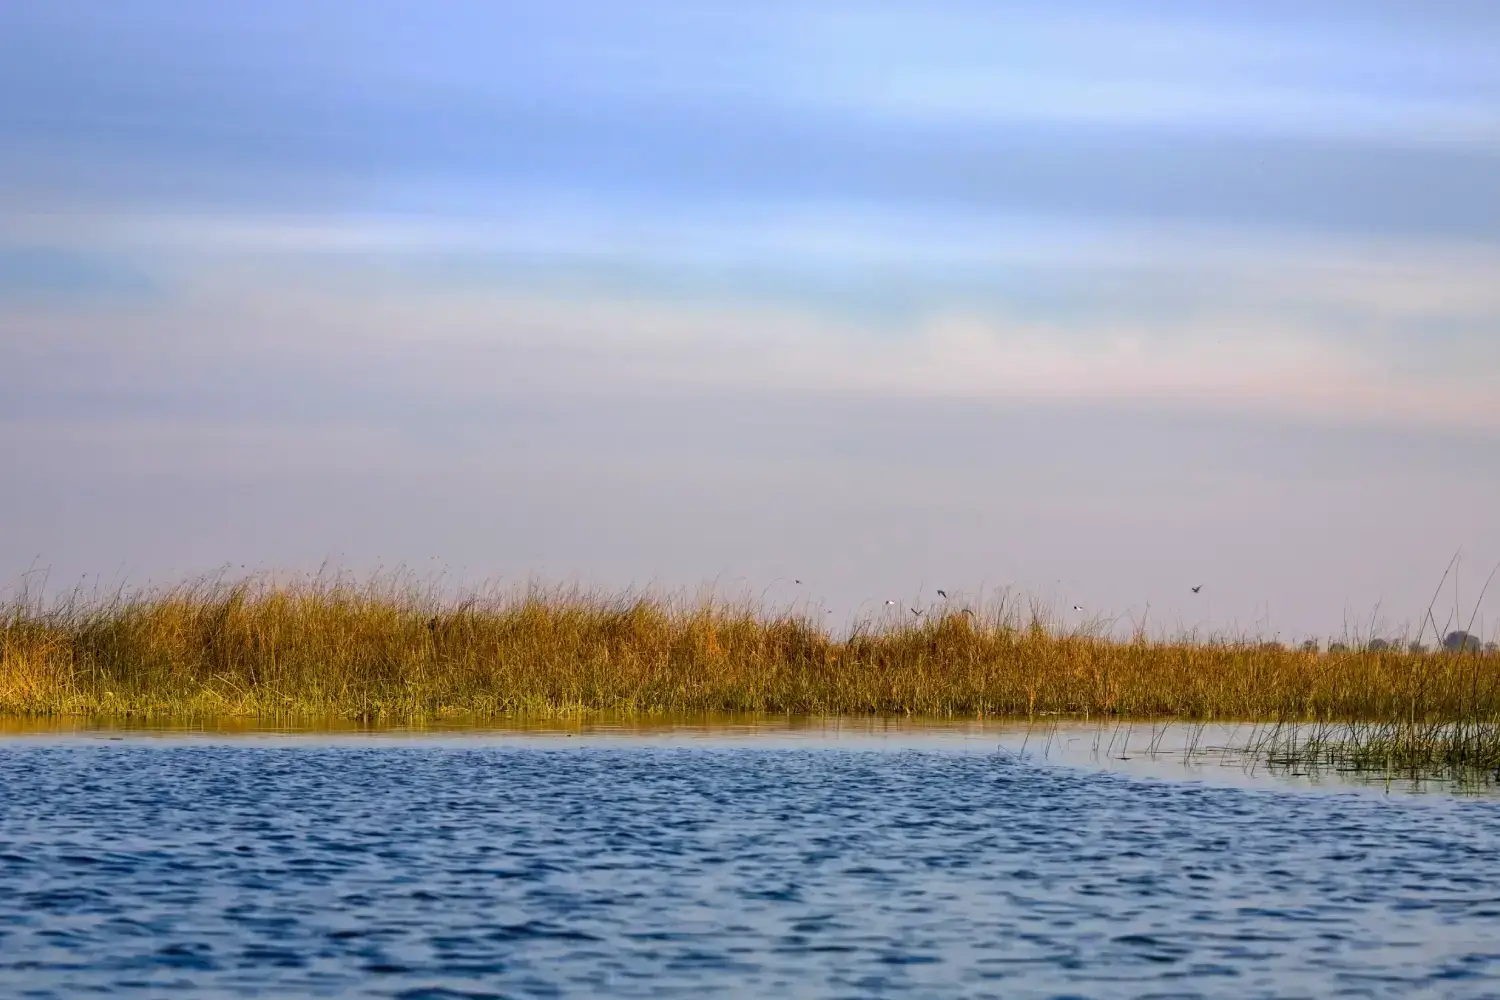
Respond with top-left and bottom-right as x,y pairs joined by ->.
3,575 -> 1498,737
1253,721 -> 1500,784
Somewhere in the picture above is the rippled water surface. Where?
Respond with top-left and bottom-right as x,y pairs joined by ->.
4,728 -> 1500,998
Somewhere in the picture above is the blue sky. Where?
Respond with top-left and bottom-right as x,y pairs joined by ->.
2,1 -> 1498,639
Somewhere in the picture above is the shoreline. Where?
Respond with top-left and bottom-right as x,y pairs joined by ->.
5,713 -> 1495,792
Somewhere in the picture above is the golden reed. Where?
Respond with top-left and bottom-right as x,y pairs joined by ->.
2,575 -> 1495,725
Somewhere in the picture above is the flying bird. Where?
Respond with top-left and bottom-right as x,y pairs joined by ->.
1072,604 -> 1085,612
1191,585 -> 1203,594
937,589 -> 948,598
910,608 -> 925,617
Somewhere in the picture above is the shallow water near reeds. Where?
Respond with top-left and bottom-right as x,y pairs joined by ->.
4,720 -> 1500,998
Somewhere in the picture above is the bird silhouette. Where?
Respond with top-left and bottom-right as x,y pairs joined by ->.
937,589 -> 948,598
1072,604 -> 1084,612
1191,585 -> 1203,594
885,599 -> 897,606
910,608 -> 924,617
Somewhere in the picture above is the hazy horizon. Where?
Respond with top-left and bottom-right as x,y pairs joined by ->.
3,1 -> 1498,641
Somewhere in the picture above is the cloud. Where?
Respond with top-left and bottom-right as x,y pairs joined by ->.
0,247 -> 158,302
2,0 -> 1496,433
5,2 -> 1499,244
4,1 -> 1499,639
3,228 -> 1497,435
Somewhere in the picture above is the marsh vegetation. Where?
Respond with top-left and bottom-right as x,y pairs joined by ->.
3,573 -> 1496,751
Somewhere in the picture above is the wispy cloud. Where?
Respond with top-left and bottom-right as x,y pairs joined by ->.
3,1 -> 1499,627
5,229 -> 1498,432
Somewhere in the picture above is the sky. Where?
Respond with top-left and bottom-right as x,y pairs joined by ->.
2,1 -> 1498,642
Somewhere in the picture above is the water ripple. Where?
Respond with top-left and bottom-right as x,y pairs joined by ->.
2,743 -> 1500,997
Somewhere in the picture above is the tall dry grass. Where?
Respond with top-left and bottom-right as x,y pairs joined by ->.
3,574 -> 1497,725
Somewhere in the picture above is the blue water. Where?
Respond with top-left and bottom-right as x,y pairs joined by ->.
2,737 -> 1500,998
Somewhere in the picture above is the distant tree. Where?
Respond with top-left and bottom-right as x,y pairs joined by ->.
1408,641 -> 1429,654
1366,638 -> 1391,651
1300,639 -> 1319,653
1445,630 -> 1483,652
1328,641 -> 1349,653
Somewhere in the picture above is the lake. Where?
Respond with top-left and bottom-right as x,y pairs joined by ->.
2,721 -> 1499,998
